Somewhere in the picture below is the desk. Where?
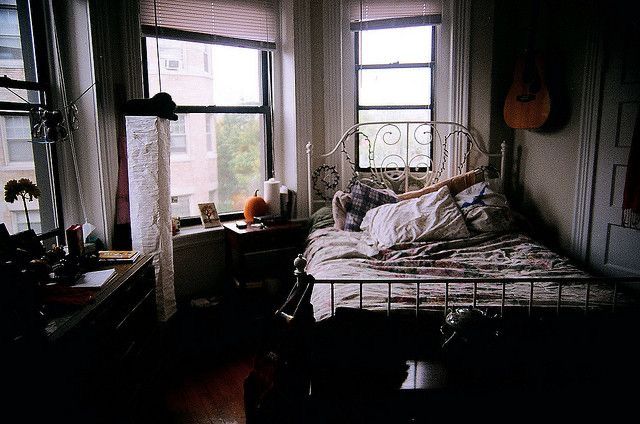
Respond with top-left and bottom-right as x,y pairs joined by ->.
7,255 -> 158,423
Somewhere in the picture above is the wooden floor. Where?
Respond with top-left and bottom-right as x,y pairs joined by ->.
162,352 -> 254,424
144,302 -> 265,424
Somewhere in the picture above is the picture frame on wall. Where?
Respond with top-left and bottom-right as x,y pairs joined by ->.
198,202 -> 221,228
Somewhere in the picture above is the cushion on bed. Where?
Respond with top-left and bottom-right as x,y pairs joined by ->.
308,206 -> 335,233
397,168 -> 485,201
454,182 -> 514,232
332,190 -> 351,230
361,186 -> 470,247
344,182 -> 398,231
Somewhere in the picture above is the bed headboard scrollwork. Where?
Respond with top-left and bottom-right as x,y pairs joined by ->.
308,121 -> 507,214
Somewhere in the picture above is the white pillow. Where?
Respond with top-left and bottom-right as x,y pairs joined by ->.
455,182 -> 513,233
361,186 -> 470,248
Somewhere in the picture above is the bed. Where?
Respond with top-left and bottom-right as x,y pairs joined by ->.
288,121 -> 640,322
246,121 -> 640,423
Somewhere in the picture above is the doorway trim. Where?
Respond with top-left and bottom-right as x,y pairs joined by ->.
570,17 -> 604,263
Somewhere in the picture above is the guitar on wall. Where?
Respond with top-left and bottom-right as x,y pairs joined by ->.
503,1 -> 550,129
503,49 -> 551,129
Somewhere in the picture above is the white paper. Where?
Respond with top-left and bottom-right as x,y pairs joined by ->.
82,221 -> 96,241
74,269 -> 116,288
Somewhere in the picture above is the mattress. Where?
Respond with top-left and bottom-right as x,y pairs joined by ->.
304,228 -> 625,321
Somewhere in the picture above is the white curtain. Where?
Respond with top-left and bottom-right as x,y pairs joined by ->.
126,116 -> 177,322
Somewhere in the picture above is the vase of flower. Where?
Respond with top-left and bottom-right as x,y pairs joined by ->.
4,178 -> 41,232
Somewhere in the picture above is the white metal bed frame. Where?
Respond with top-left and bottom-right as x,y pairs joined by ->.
290,120 -> 640,320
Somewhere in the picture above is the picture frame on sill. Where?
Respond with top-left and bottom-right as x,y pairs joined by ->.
198,202 -> 221,228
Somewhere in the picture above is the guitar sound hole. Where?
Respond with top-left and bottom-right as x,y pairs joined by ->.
516,94 -> 536,103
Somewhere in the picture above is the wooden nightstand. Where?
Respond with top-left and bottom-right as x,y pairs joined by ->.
224,220 -> 306,309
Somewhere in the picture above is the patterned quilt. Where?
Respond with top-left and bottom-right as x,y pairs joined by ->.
304,228 -> 624,321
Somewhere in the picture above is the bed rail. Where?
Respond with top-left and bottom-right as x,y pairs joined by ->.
307,121 -> 506,214
285,255 -> 640,321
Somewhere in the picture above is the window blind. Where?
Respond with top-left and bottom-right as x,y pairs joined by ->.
349,0 -> 442,30
140,0 -> 278,50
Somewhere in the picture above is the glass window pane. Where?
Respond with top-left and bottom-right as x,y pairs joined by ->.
3,114 -> 33,162
13,209 -> 41,233
1,113 -> 57,235
146,38 -> 262,106
357,109 -> 431,168
205,115 -> 214,152
170,195 -> 191,218
170,114 -> 187,153
0,4 -> 57,238
215,113 -> 264,213
359,68 -> 431,106
211,45 -> 261,106
360,26 -> 432,65
7,139 -> 33,161
0,1 -> 40,104
168,113 -> 264,215
0,4 -> 24,65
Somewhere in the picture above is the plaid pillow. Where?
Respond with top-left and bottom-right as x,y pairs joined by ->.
344,182 -> 398,231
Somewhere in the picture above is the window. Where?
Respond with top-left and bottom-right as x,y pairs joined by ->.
355,25 -> 436,169
170,194 -> 191,218
205,114 -> 214,152
0,0 -> 59,238
12,209 -> 41,233
0,0 -> 22,63
203,49 -> 209,74
143,38 -> 273,216
139,0 -> 277,219
170,114 -> 187,154
3,114 -> 33,163
160,47 -> 182,71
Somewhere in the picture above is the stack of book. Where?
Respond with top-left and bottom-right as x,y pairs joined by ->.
98,250 -> 140,263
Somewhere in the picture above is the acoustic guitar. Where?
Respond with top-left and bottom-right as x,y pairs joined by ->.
503,49 -> 551,129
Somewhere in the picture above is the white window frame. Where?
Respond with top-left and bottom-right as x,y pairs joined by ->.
353,25 -> 437,169
336,1 -> 471,179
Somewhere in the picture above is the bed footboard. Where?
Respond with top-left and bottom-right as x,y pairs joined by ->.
285,256 -> 640,322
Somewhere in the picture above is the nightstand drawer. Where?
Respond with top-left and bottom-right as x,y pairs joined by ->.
231,226 -> 305,253
242,246 -> 299,275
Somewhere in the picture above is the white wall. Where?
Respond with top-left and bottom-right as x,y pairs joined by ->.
490,0 -> 591,253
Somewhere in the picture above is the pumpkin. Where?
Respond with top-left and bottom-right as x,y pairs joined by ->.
244,189 -> 268,223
